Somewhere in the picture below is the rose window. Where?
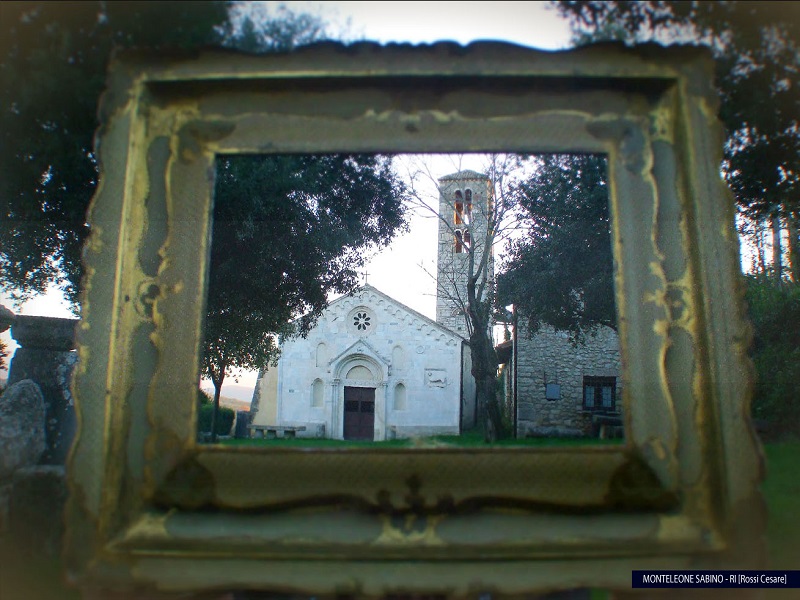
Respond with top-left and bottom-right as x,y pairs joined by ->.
353,312 -> 371,331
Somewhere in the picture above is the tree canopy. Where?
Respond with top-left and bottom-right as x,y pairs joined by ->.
0,2 -> 335,307
498,154 -> 615,340
201,154 -> 407,438
0,2 -> 229,306
554,1 -> 800,280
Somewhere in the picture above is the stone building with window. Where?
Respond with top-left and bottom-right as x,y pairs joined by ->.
498,321 -> 622,438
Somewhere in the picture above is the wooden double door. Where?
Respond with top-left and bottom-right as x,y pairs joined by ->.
343,386 -> 375,441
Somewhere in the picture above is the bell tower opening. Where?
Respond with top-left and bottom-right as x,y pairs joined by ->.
435,171 -> 494,336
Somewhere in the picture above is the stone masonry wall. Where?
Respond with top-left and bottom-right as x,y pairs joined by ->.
435,172 -> 494,336
515,321 -> 621,437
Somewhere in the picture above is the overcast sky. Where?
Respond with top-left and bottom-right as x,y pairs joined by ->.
0,2 -> 574,392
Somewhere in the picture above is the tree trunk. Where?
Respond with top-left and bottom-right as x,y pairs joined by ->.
464,258 -> 506,442
210,371 -> 225,443
468,323 -> 506,443
771,213 -> 783,281
756,219 -> 768,274
787,210 -> 799,283
466,336 -> 500,439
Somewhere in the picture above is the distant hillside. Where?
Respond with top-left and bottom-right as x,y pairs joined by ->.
221,384 -> 256,402
220,396 -> 250,413
200,383 -> 254,411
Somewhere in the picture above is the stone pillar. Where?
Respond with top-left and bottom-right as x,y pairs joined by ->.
8,315 -> 79,464
330,378 -> 340,439
376,381 -> 388,441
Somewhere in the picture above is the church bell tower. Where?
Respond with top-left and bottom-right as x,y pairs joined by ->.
435,170 -> 494,336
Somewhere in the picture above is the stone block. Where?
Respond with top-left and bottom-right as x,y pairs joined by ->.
9,314 -> 77,351
7,343 -> 78,465
8,465 -> 67,557
233,410 -> 250,439
0,380 -> 46,481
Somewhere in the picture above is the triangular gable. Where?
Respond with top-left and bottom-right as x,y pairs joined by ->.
327,337 -> 390,369
327,284 -> 467,342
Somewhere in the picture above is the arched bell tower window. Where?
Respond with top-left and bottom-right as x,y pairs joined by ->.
454,189 -> 472,226
454,229 -> 470,253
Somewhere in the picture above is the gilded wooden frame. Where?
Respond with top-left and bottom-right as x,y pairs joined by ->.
66,43 -> 763,596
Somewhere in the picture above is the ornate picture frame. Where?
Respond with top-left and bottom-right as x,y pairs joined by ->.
66,42 -> 763,595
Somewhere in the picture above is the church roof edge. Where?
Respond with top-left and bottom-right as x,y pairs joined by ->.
334,284 -> 468,342
438,169 -> 488,182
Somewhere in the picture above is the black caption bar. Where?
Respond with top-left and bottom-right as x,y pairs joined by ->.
632,571 -> 800,588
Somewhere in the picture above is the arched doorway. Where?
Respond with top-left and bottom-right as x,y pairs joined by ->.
342,363 -> 376,441
343,386 -> 375,440
329,342 -> 389,441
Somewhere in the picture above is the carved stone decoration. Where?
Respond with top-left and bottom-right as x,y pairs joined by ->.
349,306 -> 376,335
66,43 -> 762,597
424,368 -> 448,388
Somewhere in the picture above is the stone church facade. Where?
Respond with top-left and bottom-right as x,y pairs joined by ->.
249,285 -> 475,440
249,170 -> 490,441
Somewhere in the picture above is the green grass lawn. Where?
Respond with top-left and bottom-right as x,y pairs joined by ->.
221,430 -> 625,449
762,440 -> 800,570
1,439 -> 795,599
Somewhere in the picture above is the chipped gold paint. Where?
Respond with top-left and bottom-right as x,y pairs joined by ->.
373,515 -> 446,546
65,44 -> 764,596
118,511 -> 172,544
650,103 -> 674,143
641,118 -> 681,485
656,515 -> 716,547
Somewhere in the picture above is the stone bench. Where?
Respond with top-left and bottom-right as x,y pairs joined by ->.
591,413 -> 624,439
248,424 -> 306,439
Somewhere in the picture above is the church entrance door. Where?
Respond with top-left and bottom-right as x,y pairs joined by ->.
343,386 -> 375,441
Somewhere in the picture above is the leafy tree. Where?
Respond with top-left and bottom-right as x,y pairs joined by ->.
203,154 -> 407,440
197,390 -> 235,437
0,2 -> 229,307
554,1 -> 800,281
498,154 -> 615,341
0,2 -> 334,308
221,2 -> 329,52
